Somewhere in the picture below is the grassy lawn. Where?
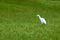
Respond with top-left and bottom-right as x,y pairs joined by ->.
0,0 -> 60,40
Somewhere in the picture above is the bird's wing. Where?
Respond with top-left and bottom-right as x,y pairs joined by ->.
41,18 -> 46,24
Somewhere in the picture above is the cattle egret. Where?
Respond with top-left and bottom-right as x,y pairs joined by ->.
37,14 -> 47,25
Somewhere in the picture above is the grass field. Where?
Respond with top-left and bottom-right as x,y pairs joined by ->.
0,0 -> 60,40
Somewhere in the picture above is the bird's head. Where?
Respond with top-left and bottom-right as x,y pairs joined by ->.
37,14 -> 41,17
37,14 -> 41,18
37,14 -> 40,17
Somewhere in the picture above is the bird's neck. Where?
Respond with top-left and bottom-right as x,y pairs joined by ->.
38,16 -> 41,19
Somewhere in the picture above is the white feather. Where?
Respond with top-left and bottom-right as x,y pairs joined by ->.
37,14 -> 47,24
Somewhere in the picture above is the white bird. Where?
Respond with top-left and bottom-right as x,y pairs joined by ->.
37,14 -> 47,25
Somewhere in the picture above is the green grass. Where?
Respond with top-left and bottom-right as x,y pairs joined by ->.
0,0 -> 60,40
